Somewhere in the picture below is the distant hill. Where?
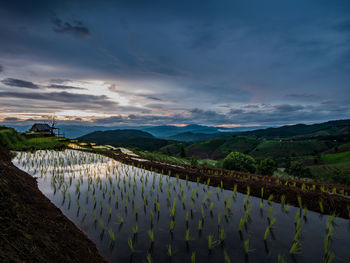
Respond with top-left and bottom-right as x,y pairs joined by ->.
184,119 -> 350,160
238,119 -> 350,139
167,131 -> 234,142
77,129 -> 174,151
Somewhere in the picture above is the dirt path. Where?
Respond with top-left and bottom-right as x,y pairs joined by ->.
0,146 -> 109,263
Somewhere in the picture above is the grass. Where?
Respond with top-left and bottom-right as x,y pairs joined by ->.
321,151 -> 350,164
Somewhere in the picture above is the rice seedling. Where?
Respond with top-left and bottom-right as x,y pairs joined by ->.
208,234 -> 213,251
118,215 -> 124,224
219,228 -> 225,243
146,253 -> 152,263
191,252 -> 195,263
243,239 -> 250,255
264,226 -> 270,240
224,250 -> 231,263
198,219 -> 203,231
277,254 -> 287,263
281,195 -> 286,206
268,205 -> 273,219
99,219 -> 105,230
217,213 -> 222,226
267,194 -> 273,203
128,238 -> 134,254
185,228 -> 191,243
289,240 -> 301,254
238,217 -> 245,232
319,200 -> 324,214
148,229 -> 154,244
108,228 -> 115,241
132,224 -> 138,235
168,244 -> 172,257
297,196 -> 302,208
303,207 -> 308,218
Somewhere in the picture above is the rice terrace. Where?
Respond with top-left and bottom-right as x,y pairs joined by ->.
3,145 -> 349,263
1,1 -> 350,262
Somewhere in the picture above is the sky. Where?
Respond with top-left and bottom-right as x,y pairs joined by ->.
0,0 -> 349,127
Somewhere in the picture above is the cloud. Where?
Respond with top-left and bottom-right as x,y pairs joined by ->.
0,65 -> 3,73
1,78 -> 39,89
0,91 -> 116,106
47,84 -> 86,90
51,16 -> 91,37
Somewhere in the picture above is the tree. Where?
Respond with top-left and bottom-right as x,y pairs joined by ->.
258,158 -> 277,176
222,152 -> 256,173
287,161 -> 311,178
179,145 -> 186,158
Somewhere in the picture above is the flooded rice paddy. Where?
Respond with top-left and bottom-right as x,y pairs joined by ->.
12,150 -> 350,263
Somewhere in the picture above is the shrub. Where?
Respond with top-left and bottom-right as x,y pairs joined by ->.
330,169 -> 350,185
222,152 -> 256,173
258,158 -> 277,176
189,157 -> 198,166
288,161 -> 311,178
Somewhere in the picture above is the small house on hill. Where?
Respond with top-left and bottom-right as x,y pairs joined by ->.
29,123 -> 54,136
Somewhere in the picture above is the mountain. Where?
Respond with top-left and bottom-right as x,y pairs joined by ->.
77,129 -> 174,151
142,124 -> 219,138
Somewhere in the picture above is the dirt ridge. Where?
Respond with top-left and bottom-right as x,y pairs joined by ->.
0,146 -> 109,263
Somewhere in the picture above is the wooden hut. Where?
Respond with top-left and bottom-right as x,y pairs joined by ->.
29,123 -> 54,136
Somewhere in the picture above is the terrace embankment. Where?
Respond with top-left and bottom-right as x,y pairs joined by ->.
0,146 -> 108,263
92,149 -> 350,219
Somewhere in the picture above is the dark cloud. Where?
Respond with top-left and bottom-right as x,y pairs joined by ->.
274,104 -> 304,112
51,16 -> 91,37
0,1 -> 349,126
1,78 -> 39,89
285,93 -> 319,99
147,96 -> 162,101
47,84 -> 86,90
3,117 -> 19,122
0,65 -> 3,73
50,79 -> 71,84
334,18 -> 350,33
0,91 -> 116,106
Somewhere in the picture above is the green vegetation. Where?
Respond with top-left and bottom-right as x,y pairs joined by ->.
257,157 -> 277,176
222,152 -> 256,173
287,162 -> 311,178
0,127 -> 67,150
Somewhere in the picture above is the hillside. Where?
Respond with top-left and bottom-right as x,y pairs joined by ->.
77,129 -> 175,151
239,119 -> 350,139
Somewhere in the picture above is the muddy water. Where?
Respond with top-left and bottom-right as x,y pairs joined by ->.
12,150 -> 350,263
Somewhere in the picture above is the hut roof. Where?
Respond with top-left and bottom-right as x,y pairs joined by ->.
31,123 -> 52,131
